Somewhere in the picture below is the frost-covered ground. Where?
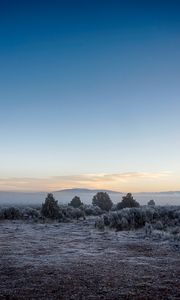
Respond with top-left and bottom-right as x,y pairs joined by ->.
0,218 -> 180,300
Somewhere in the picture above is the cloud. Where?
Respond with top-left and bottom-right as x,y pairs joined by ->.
0,171 -> 172,192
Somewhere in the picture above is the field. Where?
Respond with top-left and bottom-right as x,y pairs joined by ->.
0,217 -> 180,300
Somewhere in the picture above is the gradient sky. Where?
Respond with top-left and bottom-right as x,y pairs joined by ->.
0,0 -> 180,192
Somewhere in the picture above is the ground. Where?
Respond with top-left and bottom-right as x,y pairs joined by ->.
0,218 -> 180,300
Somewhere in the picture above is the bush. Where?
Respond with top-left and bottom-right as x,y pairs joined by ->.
96,206 -> 180,234
148,199 -> 156,206
22,207 -> 40,220
41,193 -> 60,219
69,196 -> 83,208
117,193 -> 140,209
92,192 -> 113,211
84,205 -> 103,216
0,209 -> 4,220
66,206 -> 86,220
2,207 -> 22,220
84,205 -> 95,216
95,217 -> 105,230
152,228 -> 180,242
154,220 -> 163,230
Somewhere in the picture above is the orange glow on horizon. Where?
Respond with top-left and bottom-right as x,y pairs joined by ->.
0,172 -> 179,193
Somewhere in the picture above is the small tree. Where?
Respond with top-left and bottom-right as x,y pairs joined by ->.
148,199 -> 156,206
92,192 -> 113,211
117,193 -> 140,209
69,196 -> 83,208
41,193 -> 60,219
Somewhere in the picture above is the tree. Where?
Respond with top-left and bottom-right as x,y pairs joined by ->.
69,196 -> 83,208
41,193 -> 60,219
148,199 -> 156,206
117,193 -> 140,209
92,192 -> 113,211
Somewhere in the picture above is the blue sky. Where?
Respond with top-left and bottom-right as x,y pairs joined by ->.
0,1 -> 180,191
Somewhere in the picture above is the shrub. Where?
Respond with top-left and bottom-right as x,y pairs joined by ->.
22,207 -> 40,220
3,207 -> 22,220
72,207 -> 85,220
144,222 -> 153,237
116,216 -> 129,231
69,196 -> 83,208
103,215 -> 110,226
92,192 -> 113,211
152,229 -> 180,242
96,206 -> 180,234
0,209 -> 4,220
117,193 -> 140,209
84,205 -> 95,216
154,220 -> 163,230
148,199 -> 156,206
95,217 -> 105,230
84,205 -> 103,216
108,211 -> 120,228
41,193 -> 60,219
63,206 -> 86,220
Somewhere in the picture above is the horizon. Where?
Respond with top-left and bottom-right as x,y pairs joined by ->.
0,1 -> 180,193
0,186 -> 180,195
0,171 -> 179,192
0,186 -> 180,207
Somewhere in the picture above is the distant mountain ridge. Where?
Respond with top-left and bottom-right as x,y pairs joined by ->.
54,188 -> 180,194
0,188 -> 179,206
54,188 -> 121,194
0,188 -> 180,195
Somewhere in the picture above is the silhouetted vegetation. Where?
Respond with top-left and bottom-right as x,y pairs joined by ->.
148,199 -> 156,206
41,193 -> 60,219
0,207 -> 22,220
0,192 -> 179,242
117,193 -> 140,209
69,196 -> 83,208
92,192 -> 113,211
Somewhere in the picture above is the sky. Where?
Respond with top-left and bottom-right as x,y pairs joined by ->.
0,0 -> 180,192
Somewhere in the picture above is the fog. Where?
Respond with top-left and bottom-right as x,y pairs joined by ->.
0,189 -> 179,207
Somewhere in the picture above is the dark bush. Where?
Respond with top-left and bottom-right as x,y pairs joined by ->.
148,199 -> 156,206
84,205 -> 95,216
103,215 -> 110,226
3,207 -> 22,220
117,193 -> 140,209
69,196 -> 83,208
41,193 -> 60,219
92,192 -> 113,211
22,207 -> 40,220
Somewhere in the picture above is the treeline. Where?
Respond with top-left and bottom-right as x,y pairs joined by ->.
0,192 -> 179,233
0,192 -> 145,221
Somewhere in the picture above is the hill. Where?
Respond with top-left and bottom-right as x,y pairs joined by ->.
0,189 -> 179,207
